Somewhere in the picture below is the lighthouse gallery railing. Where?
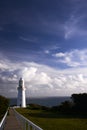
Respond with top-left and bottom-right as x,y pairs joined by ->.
14,108 -> 43,130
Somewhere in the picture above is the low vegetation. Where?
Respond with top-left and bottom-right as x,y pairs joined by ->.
16,107 -> 87,130
0,95 -> 9,121
16,93 -> 87,130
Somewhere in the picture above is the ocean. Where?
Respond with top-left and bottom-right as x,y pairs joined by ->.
9,97 -> 71,107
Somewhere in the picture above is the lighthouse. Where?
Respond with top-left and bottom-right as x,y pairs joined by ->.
17,78 -> 26,107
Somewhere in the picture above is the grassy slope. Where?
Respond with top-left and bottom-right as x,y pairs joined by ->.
16,108 -> 87,130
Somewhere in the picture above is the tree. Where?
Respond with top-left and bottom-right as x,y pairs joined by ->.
71,93 -> 87,113
58,100 -> 73,113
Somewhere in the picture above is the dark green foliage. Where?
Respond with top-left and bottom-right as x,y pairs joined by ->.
51,93 -> 87,115
0,95 -> 9,121
27,93 -> 87,115
58,101 -> 73,114
27,103 -> 49,110
71,93 -> 87,113
51,105 -> 59,112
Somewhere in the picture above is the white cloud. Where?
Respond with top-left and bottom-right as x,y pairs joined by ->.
20,36 -> 38,43
0,52 -> 87,97
64,15 -> 78,39
53,49 -> 87,67
44,50 -> 50,54
54,52 -> 65,57
44,45 -> 60,55
21,67 -> 37,81
64,14 -> 87,39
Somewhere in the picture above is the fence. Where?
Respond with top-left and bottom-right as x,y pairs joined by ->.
14,108 -> 43,130
0,110 -> 8,130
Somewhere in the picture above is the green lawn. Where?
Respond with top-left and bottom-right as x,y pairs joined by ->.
16,108 -> 87,130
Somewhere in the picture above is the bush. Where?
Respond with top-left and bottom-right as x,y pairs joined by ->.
27,103 -> 49,110
0,95 -> 9,120
71,93 -> 87,113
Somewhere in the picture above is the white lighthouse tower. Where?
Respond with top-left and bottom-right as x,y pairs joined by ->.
17,78 -> 26,107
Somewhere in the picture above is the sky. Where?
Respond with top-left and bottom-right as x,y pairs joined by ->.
0,0 -> 87,97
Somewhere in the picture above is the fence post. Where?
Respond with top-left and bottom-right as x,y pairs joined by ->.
28,123 -> 30,130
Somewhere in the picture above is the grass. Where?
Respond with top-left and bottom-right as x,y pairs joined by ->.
16,108 -> 87,130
